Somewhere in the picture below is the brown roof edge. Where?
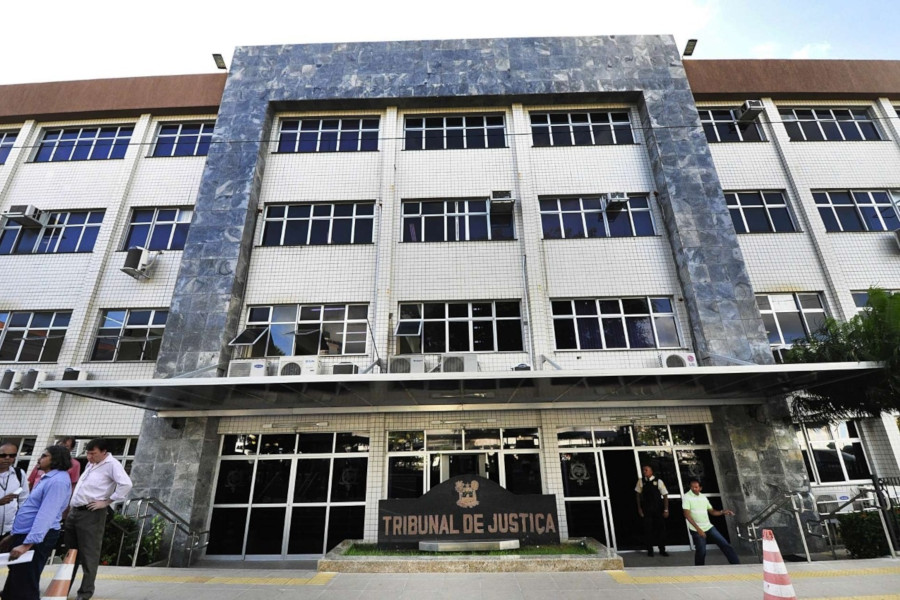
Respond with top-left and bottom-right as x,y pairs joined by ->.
685,59 -> 900,101
0,73 -> 227,125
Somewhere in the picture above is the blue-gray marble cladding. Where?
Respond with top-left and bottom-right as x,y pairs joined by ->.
135,35 -> 797,550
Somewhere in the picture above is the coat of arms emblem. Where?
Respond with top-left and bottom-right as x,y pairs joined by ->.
455,479 -> 480,508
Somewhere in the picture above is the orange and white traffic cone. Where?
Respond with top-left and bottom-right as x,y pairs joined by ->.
41,548 -> 77,600
762,529 -> 797,600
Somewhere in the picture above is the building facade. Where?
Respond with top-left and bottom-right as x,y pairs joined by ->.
1,35 -> 899,560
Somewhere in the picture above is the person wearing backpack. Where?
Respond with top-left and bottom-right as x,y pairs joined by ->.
635,464 -> 669,557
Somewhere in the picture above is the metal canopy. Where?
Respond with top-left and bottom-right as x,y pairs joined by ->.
38,362 -> 882,416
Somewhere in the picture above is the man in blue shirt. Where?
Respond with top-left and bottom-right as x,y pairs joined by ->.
2,445 -> 73,600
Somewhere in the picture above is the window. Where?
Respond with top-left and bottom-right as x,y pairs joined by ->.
234,304 -> 368,357
90,309 -> 168,362
756,293 -> 826,347
813,190 -> 900,232
725,191 -> 795,233
551,297 -> 679,350
261,202 -> 374,246
404,115 -> 506,150
796,421 -> 871,483
395,301 -> 523,354
34,125 -> 133,162
152,122 -> 214,157
401,199 -> 513,242
387,428 -> 540,498
0,311 -> 71,362
852,290 -> 899,311
539,196 -> 654,239
530,111 -> 634,147
277,118 -> 379,153
0,130 -> 17,164
124,208 -> 191,251
779,108 -> 880,141
698,109 -> 764,143
0,210 -> 104,255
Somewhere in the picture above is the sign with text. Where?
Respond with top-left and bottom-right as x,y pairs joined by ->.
378,475 -> 559,548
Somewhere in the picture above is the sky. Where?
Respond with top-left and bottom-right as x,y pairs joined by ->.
3,0 -> 899,85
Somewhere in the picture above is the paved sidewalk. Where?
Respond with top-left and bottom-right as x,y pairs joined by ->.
3,556 -> 900,599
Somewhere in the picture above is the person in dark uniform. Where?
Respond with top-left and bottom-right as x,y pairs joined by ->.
635,464 -> 669,557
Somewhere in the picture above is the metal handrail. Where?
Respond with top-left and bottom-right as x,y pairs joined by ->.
122,496 -> 209,567
737,488 -> 818,563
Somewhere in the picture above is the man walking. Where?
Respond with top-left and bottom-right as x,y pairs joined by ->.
682,478 -> 740,565
635,464 -> 668,557
66,439 -> 133,600
0,441 -> 29,538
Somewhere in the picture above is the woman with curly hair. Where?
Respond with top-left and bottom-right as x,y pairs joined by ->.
1,445 -> 73,600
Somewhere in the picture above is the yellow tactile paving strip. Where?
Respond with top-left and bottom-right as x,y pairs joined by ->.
607,566 -> 900,585
41,571 -> 336,586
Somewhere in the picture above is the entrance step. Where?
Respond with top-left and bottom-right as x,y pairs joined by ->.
420,539 -> 520,552
319,538 -> 624,572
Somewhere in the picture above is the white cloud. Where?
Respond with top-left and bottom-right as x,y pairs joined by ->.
791,43 -> 832,59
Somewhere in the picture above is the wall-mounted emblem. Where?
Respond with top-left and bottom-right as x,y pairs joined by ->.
569,460 -> 591,486
455,479 -> 480,508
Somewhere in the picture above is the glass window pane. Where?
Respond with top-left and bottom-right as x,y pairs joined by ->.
253,459 -> 290,503
559,453 -> 600,497
294,458 -> 330,502
388,456 -> 424,498
214,460 -> 253,503
245,507 -> 286,554
504,454 -> 542,495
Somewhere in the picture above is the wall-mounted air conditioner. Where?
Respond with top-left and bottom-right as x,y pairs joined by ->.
278,355 -> 319,376
227,359 -> 269,377
893,229 -> 900,251
332,363 -> 359,375
659,352 -> 698,368
20,369 -> 47,392
3,204 -> 47,228
389,356 -> 426,374
606,192 -> 628,204
737,99 -> 764,123
489,191 -> 515,213
62,367 -> 89,381
440,353 -> 478,373
121,247 -> 159,280
0,370 -> 22,393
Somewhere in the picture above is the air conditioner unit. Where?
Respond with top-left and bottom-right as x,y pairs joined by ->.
3,204 -> 47,228
489,191 -> 515,213
0,370 -> 21,392
1,370 -> 24,392
61,367 -> 89,381
227,359 -> 269,377
332,363 -> 359,375
120,247 -> 157,280
440,353 -> 479,373
737,99 -> 764,123
893,229 -> 900,251
389,356 -> 426,374
279,355 -> 318,376
606,192 -> 629,204
659,352 -> 698,368
20,369 -> 46,392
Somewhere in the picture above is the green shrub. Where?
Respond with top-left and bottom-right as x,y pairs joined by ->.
100,513 -> 165,566
836,511 -> 893,558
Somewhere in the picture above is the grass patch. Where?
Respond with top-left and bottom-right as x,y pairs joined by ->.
344,543 -> 596,557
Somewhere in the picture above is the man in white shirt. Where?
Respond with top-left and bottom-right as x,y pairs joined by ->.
66,438 -> 133,600
0,441 -> 29,537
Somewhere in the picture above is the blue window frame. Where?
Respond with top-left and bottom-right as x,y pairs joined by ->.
152,122 -> 214,157
277,118 -> 379,153
0,311 -> 71,362
124,208 -> 192,251
0,210 -> 104,255
0,131 -> 17,164
539,195 -> 654,239
404,115 -> 506,150
34,126 -> 133,162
